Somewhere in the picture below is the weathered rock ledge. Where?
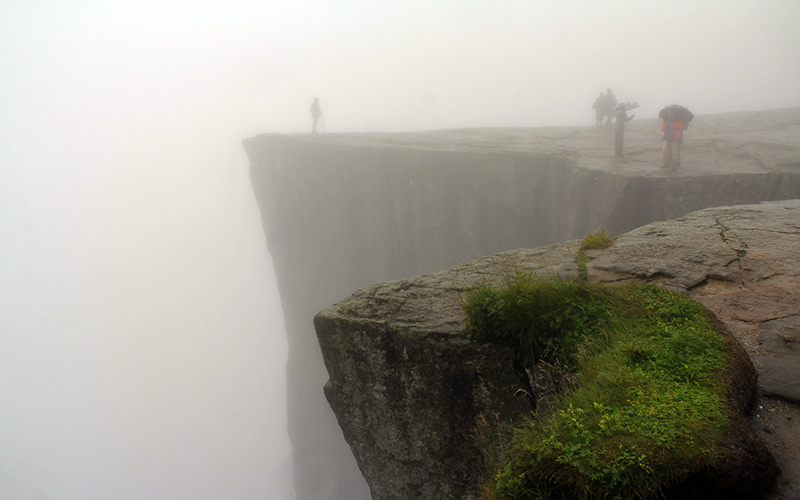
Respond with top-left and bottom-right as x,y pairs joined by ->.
315,200 -> 800,499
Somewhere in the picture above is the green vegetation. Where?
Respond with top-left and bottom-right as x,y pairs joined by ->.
580,227 -> 615,251
576,228 -> 614,280
464,276 -> 730,500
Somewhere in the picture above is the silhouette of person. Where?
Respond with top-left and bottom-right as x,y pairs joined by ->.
604,88 -> 617,126
614,107 -> 635,157
310,98 -> 322,133
592,92 -> 605,127
661,109 -> 686,169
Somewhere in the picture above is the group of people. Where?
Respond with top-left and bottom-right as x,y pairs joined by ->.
612,106 -> 686,169
310,95 -> 687,169
613,106 -> 687,169
593,90 -> 687,169
592,88 -> 617,127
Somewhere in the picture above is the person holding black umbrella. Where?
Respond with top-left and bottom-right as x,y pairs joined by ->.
661,108 -> 686,169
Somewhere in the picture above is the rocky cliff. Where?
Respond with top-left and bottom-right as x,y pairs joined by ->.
244,109 -> 800,500
315,200 -> 799,498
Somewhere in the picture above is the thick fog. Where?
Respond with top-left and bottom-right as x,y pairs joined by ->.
1,1 -> 799,499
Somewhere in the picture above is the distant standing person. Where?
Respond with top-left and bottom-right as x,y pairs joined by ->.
661,109 -> 685,168
604,88 -> 617,126
310,97 -> 322,133
614,107 -> 635,157
592,92 -> 605,127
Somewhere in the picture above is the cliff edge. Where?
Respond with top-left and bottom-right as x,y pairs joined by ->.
245,108 -> 800,500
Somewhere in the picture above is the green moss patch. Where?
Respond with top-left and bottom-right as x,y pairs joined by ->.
464,277 -> 730,500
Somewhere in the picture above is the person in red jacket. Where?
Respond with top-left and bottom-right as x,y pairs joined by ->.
661,109 -> 685,169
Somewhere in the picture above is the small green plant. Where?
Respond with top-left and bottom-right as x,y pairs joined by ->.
580,227 -> 615,251
464,279 -> 730,500
576,228 -> 615,280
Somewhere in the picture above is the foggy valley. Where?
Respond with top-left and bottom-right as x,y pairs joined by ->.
2,1 -> 800,500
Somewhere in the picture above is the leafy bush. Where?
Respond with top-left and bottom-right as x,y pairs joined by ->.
464,278 -> 729,500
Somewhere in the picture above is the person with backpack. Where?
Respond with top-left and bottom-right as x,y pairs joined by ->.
661,109 -> 686,168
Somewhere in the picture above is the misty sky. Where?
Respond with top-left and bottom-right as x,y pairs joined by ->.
1,1 -> 799,499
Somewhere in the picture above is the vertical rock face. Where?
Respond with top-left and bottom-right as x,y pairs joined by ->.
244,111 -> 800,500
315,316 -> 528,499
313,251 -> 575,499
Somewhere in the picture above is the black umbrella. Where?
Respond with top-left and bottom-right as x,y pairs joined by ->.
658,104 -> 694,123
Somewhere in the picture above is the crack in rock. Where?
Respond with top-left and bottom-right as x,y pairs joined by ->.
714,215 -> 749,267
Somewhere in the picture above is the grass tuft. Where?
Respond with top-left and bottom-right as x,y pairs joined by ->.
576,228 -> 615,280
580,227 -> 615,251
